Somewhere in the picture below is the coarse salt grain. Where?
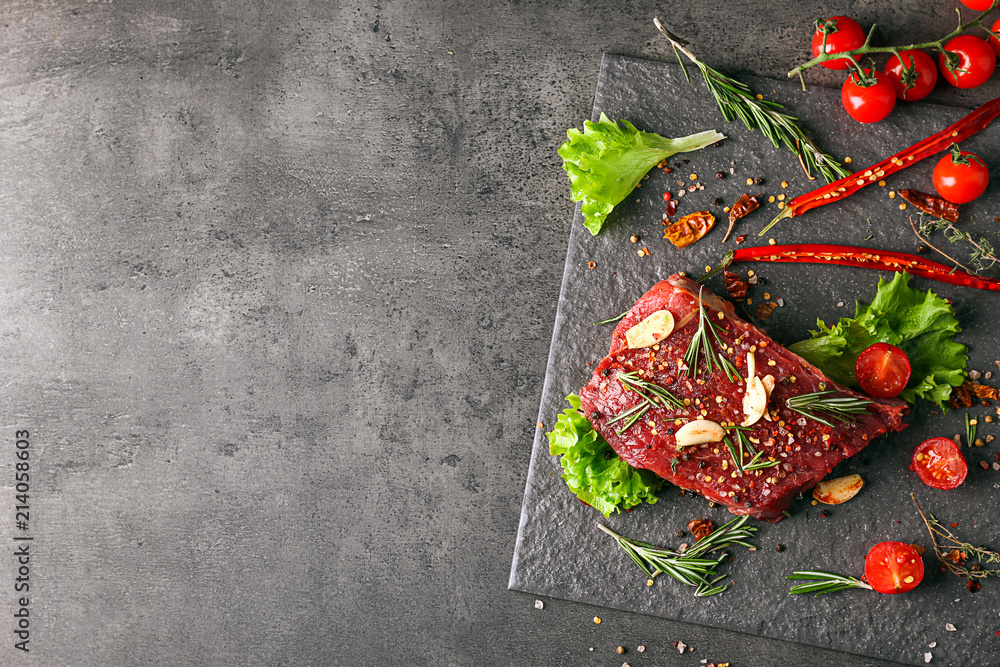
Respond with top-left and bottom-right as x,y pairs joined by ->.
676,641 -> 686,654
945,623 -> 956,631
534,600 -> 544,609
924,652 -> 932,663
929,642 -> 937,648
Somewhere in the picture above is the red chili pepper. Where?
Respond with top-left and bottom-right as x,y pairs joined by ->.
761,96 -> 1000,234
706,244 -> 1000,292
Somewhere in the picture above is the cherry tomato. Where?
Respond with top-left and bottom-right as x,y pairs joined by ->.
911,437 -> 969,490
960,0 -> 995,9
933,146 -> 989,204
990,17 -> 1000,58
865,542 -> 924,595
939,35 -> 996,89
811,16 -> 866,70
841,69 -> 896,123
884,50 -> 938,101
855,343 -> 911,398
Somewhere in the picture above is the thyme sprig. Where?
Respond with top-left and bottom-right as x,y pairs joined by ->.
912,214 -> 1000,275
606,371 -> 684,435
913,494 -> 1000,581
653,20 -> 850,183
598,515 -> 758,597
788,3 -> 1000,80
684,287 -> 740,382
787,570 -> 873,596
785,391 -> 873,428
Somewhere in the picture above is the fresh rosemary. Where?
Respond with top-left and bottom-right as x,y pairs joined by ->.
598,515 -> 758,597
913,493 -> 1000,582
785,391 -> 873,428
723,429 -> 777,474
653,19 -> 850,184
912,214 -> 1000,275
787,570 -> 873,596
594,310 -> 629,326
966,413 -> 977,449
684,288 -> 740,382
606,371 -> 684,435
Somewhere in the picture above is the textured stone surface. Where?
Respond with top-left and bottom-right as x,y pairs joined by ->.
0,1 -> 997,665
511,54 -> 1000,667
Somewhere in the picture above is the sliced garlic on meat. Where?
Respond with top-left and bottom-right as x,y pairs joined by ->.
761,374 -> 775,398
675,419 -> 725,448
745,351 -> 756,382
625,310 -> 675,349
741,377 -> 767,426
812,474 -> 864,505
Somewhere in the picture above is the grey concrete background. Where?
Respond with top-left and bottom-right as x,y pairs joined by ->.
0,1 -> 993,665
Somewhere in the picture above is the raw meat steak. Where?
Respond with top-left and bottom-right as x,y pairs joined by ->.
578,275 -> 908,522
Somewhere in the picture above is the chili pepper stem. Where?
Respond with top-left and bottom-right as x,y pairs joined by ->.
759,207 -> 793,235
788,2 -> 1000,79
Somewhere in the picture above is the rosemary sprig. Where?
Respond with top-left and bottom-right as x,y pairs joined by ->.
912,214 -> 1000,275
913,493 -> 1000,581
606,371 -> 685,435
683,288 -> 740,382
598,515 -> 758,597
618,371 -> 685,409
787,570 -> 873,596
788,3 -> 1000,80
743,450 -> 780,472
723,436 -> 745,474
594,310 -> 629,326
966,413 -> 977,449
785,391 -> 873,428
654,19 -> 850,183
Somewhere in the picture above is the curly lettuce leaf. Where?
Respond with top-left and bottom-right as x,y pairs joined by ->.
547,394 -> 663,517
789,272 -> 966,410
558,113 -> 725,235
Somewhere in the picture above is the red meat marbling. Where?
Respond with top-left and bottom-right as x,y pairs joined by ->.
578,275 -> 907,522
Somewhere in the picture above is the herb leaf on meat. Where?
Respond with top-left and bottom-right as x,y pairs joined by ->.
559,113 -> 724,235
547,394 -> 663,517
789,272 -> 967,410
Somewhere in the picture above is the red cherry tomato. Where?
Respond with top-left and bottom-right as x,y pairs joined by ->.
990,18 -> 1000,58
933,146 -> 989,204
855,343 -> 911,397
865,542 -> 924,594
939,35 -> 996,89
811,16 -> 866,70
961,0 -> 995,9
841,69 -> 896,123
911,437 -> 969,490
884,50 -> 938,101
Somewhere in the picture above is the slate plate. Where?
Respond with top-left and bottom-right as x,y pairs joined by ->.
510,53 -> 1000,666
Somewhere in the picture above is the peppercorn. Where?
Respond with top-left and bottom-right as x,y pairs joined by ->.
754,176 -> 764,185
601,368 -> 610,377
604,450 -> 615,461
697,460 -> 705,469
666,427 -> 675,435
744,501 -> 752,508
591,411 -> 600,419
917,245 -> 930,254
819,510 -> 829,518
716,171 -> 725,179
712,197 -> 723,206
675,530 -> 686,538
775,544 -> 785,552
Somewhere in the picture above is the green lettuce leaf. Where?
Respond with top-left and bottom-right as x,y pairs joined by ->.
788,272 -> 966,410
547,394 -> 663,517
558,113 -> 725,235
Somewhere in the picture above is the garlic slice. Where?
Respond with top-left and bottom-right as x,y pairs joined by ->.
625,309 -> 675,349
675,419 -> 726,448
812,474 -> 864,505
741,352 -> 768,426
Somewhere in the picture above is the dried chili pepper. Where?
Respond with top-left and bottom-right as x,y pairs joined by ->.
761,96 -> 1000,234
687,518 -> 715,541
898,189 -> 960,223
723,269 -> 748,298
724,194 -> 759,241
664,210 -> 715,248
702,243 -> 1000,292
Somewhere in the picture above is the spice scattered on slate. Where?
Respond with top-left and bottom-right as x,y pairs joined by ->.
534,599 -> 544,609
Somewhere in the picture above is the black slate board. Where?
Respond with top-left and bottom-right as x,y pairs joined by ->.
510,53 -> 1000,666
